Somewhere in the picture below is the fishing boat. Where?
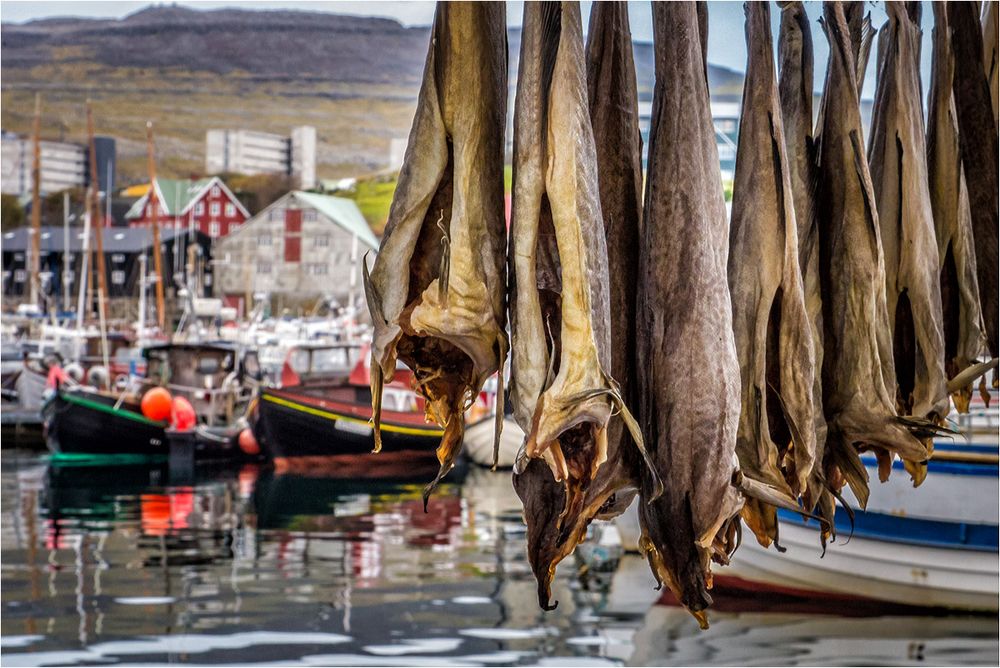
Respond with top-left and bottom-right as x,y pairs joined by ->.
251,343 -> 494,469
42,342 -> 262,461
616,390 -> 999,612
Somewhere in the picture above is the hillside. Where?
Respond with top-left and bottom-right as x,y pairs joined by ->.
1,5 -> 746,187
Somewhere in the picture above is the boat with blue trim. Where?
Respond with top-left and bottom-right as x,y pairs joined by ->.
717,389 -> 999,611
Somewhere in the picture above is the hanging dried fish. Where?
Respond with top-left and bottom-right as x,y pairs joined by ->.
927,2 -> 988,413
949,2 -> 999,368
635,2 -> 743,629
814,1 -> 932,509
867,2 -> 949,433
777,1 -> 834,528
509,1 -> 657,611
363,2 -> 508,503
728,1 -> 817,548
983,0 -> 998,131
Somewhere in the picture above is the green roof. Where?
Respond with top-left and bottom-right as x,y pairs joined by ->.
293,191 -> 380,250
125,177 -> 215,219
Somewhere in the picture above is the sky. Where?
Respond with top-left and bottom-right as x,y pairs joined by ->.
0,1 -> 928,98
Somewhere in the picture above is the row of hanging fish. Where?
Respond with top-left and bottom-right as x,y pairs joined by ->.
364,0 -> 1000,628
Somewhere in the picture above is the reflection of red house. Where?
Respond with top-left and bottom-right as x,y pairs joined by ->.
125,176 -> 249,239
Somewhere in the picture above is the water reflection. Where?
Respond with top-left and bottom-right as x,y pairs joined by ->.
1,451 -> 996,666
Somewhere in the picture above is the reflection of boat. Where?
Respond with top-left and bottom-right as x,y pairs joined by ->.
721,391 -> 999,612
252,470 -> 464,542
253,344 -> 493,463
42,343 -> 261,460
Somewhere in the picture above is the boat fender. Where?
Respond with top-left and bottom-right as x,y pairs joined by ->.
172,396 -> 197,431
238,428 -> 260,456
141,387 -> 173,421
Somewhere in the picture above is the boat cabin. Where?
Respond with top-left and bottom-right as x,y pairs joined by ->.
142,343 -> 261,425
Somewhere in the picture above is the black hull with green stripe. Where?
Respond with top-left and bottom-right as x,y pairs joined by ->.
43,390 -> 168,456
252,388 -> 443,459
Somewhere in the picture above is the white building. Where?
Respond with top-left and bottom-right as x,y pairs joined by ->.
205,126 -> 316,189
1,131 -> 87,196
213,190 -> 379,314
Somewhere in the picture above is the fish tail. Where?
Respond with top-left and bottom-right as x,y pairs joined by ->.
370,360 -> 384,454
492,338 -> 506,471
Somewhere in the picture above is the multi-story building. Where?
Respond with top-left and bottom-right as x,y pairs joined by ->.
125,176 -> 249,239
0,131 -> 116,197
213,190 -> 379,314
205,126 -> 316,189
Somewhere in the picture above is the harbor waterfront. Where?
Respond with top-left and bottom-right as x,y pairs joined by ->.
1,449 -> 997,667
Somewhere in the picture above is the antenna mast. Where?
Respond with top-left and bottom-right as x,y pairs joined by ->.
146,121 -> 166,330
29,93 -> 42,306
86,101 -> 108,320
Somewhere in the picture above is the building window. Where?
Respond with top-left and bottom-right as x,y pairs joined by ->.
210,202 -> 220,216
196,201 -> 205,215
257,262 -> 272,274
303,209 -> 317,222
112,253 -> 125,263
111,270 -> 125,285
258,234 -> 272,247
313,234 -> 329,248
209,222 -> 221,237
307,263 -> 328,275
14,269 -> 26,283
211,185 -> 220,197
269,208 -> 284,222
225,203 -> 235,217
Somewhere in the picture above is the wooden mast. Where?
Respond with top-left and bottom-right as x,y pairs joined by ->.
146,121 -> 166,330
29,93 -> 42,306
86,101 -> 108,320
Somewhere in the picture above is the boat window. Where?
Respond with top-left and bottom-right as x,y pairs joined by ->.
196,356 -> 220,375
311,348 -> 349,373
243,353 -> 262,380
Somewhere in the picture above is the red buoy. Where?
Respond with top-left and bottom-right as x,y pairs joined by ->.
238,428 -> 260,456
141,387 -> 173,421
171,396 -> 197,431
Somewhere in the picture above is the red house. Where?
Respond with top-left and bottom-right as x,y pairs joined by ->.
125,176 -> 249,238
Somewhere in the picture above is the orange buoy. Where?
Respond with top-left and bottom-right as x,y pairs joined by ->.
238,428 -> 260,456
141,387 -> 173,421
171,396 -> 197,431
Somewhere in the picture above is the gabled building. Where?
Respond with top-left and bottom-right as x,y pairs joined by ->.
125,176 -> 249,239
213,191 -> 379,314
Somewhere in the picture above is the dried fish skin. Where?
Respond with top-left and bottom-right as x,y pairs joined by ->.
636,2 -> 743,627
729,1 -> 817,548
949,1 -> 999,363
927,2 -> 987,413
509,1 -> 652,612
364,2 -> 508,500
814,1 -> 928,507
868,2 -> 950,426
983,0 -> 998,132
778,1 -> 830,524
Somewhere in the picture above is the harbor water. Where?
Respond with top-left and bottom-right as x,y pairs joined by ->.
1,449 -> 997,666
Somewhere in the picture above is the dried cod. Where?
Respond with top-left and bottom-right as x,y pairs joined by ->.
777,0 -> 835,528
867,2 -> 949,433
363,2 -> 509,503
813,1 -> 931,509
728,1 -> 817,548
926,2 -> 988,413
635,2 -> 743,629
948,2 -> 999,364
508,1 -> 656,611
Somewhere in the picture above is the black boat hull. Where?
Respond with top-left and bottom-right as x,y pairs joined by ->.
43,389 -> 258,462
252,390 -> 442,460
43,390 -> 167,456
